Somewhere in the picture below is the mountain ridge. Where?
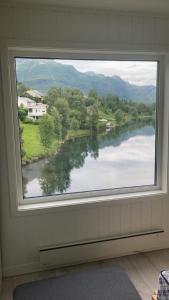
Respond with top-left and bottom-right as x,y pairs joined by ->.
16,59 -> 156,103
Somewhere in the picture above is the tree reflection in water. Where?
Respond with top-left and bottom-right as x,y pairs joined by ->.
39,134 -> 99,195
38,121 -> 154,196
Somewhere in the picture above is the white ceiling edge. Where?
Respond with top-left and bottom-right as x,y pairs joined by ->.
1,1 -> 169,18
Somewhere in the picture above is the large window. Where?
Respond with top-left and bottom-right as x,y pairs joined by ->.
10,51 -> 163,204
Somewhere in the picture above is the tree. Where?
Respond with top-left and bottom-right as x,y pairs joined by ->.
103,95 -> 120,113
39,115 -> 54,149
70,117 -> 80,131
63,88 -> 84,109
114,109 -> 124,124
88,89 -> 98,99
89,105 -> 99,132
70,109 -> 80,120
85,96 -> 96,107
137,102 -> 147,114
18,106 -> 28,122
55,98 -> 70,139
130,107 -> 138,120
17,82 -> 29,96
80,105 -> 87,129
86,90 -> 98,107
44,87 -> 62,112
51,108 -> 62,139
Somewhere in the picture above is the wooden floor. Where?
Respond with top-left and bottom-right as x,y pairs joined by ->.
2,248 -> 169,300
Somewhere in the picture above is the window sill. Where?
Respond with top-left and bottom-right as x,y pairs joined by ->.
14,188 -> 167,216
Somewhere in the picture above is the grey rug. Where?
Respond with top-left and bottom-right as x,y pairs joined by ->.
13,266 -> 142,300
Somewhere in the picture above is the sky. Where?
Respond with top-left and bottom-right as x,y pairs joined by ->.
56,59 -> 157,86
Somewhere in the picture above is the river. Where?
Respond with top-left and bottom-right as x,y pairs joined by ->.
22,123 -> 156,199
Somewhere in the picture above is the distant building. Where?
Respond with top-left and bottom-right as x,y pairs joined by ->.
106,122 -> 112,128
25,90 -> 44,102
27,103 -> 48,120
18,96 -> 47,120
18,96 -> 35,107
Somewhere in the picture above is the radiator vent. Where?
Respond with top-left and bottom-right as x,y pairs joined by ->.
40,229 -> 164,268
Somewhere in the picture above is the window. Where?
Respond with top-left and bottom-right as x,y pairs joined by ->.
8,50 -> 165,206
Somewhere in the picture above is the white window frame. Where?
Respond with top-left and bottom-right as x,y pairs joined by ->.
4,47 -> 168,213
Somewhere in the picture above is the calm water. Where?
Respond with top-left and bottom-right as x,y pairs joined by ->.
22,124 -> 155,198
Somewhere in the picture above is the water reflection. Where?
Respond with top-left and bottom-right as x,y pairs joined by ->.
39,134 -> 99,195
22,122 -> 155,198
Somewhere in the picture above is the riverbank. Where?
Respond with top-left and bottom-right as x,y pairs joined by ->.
22,115 -> 154,165
22,124 -> 91,165
22,124 -> 155,197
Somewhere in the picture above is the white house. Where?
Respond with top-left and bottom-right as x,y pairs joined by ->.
18,96 -> 35,107
18,96 -> 47,119
27,102 -> 48,119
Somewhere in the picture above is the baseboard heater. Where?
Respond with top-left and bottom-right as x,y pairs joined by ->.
40,229 -> 164,268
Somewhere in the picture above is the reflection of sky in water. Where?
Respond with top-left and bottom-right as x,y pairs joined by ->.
68,134 -> 155,192
24,178 -> 42,197
99,136 -> 154,163
23,127 -> 155,198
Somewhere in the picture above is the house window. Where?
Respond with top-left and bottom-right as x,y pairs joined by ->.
9,51 -> 164,205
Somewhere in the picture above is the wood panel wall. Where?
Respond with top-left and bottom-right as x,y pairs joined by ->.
1,4 -> 169,50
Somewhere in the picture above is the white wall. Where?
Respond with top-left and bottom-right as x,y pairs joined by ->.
1,3 -> 169,277
1,4 -> 169,51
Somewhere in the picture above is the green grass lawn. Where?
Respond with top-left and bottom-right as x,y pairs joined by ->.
22,123 -> 60,162
22,124 -> 44,160
22,124 -> 93,162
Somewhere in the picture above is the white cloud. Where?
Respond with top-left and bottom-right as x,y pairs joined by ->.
55,59 -> 157,86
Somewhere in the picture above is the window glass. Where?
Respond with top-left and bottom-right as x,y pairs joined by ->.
15,58 -> 157,199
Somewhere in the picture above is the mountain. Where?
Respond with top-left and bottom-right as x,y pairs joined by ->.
16,59 -> 156,103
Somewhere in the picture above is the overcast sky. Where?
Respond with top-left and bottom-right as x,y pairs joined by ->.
56,59 -> 157,86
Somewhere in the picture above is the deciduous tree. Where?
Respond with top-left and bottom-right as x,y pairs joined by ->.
39,115 -> 54,149
18,106 -> 28,122
17,82 -> 29,96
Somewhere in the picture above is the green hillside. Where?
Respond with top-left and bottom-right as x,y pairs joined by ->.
16,58 -> 156,103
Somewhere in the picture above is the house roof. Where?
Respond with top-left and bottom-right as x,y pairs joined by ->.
18,96 -> 35,104
25,90 -> 44,99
